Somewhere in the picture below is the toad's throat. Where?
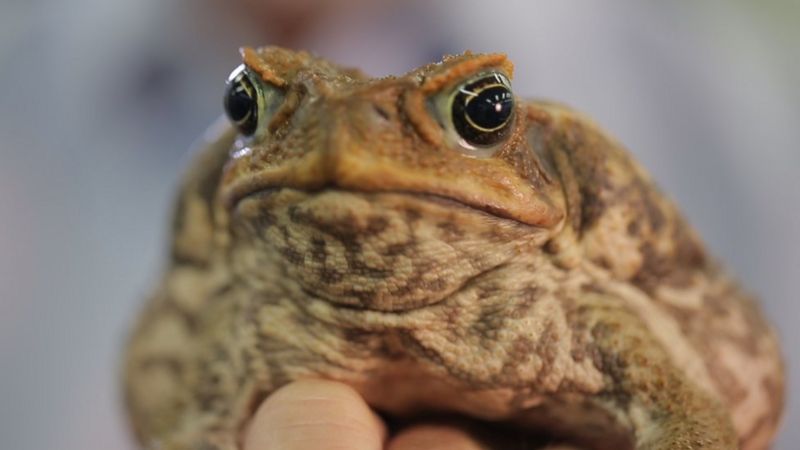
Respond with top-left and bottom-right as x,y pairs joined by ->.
232,189 -> 545,312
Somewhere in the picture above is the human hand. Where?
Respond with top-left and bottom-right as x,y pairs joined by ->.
243,379 -> 484,450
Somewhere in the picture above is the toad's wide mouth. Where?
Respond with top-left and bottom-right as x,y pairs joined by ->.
219,145 -> 564,228
231,184 -> 541,228
224,178 -> 554,228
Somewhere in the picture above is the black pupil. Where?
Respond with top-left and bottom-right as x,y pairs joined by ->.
452,75 -> 514,147
224,69 -> 258,136
465,86 -> 513,130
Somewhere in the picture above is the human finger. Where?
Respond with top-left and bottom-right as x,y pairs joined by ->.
243,379 -> 386,450
387,423 -> 485,450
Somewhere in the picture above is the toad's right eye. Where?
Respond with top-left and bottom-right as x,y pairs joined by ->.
223,65 -> 283,137
450,72 -> 514,149
429,70 -> 515,158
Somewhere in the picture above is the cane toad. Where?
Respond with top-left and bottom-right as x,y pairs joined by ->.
123,47 -> 784,449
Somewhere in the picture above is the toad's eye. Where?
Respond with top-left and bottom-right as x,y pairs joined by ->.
446,72 -> 515,151
223,64 -> 283,137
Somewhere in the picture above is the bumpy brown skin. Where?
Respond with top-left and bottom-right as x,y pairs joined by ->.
123,47 -> 784,450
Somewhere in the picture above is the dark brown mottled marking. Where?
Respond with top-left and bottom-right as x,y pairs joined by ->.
508,286 -> 542,318
318,266 -> 344,284
348,258 -> 393,279
383,240 -> 412,256
635,179 -> 666,233
502,335 -> 537,375
532,319 -> 560,378
253,210 -> 277,230
436,220 -> 465,239
366,216 -> 389,234
309,237 -> 327,263
277,245 -> 304,265
626,218 -> 642,237
631,243 -> 670,292
403,207 -> 422,222
593,339 -> 634,411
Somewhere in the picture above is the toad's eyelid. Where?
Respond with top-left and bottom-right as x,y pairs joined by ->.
459,88 -> 478,98
457,72 -> 510,94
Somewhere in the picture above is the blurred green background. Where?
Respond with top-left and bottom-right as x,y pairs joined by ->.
1,0 -> 798,448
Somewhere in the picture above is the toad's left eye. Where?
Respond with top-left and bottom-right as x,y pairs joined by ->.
450,72 -> 515,148
224,64 -> 284,137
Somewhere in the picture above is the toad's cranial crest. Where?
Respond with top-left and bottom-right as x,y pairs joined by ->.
123,47 -> 784,450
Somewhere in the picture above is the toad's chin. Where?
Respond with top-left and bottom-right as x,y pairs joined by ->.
230,188 -> 547,311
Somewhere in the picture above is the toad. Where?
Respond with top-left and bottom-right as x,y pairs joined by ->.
123,47 -> 784,449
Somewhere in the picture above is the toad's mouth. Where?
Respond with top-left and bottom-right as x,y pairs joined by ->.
219,145 -> 564,228
231,184 -> 540,228
225,181 -> 550,228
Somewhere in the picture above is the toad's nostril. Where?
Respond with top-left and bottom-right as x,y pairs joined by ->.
373,103 -> 391,121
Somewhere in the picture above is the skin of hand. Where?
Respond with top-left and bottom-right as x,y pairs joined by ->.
243,379 -> 484,450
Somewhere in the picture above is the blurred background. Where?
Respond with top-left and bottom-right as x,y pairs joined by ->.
1,0 -> 798,448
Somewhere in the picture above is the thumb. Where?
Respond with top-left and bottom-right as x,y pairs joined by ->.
243,379 -> 387,450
